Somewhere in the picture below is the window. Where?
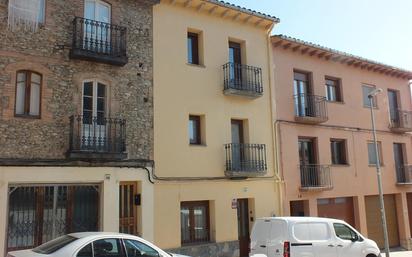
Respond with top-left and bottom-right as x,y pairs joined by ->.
124,240 -> 159,257
93,239 -> 123,257
325,77 -> 342,102
368,141 -> 383,165
333,223 -> 359,241
189,115 -> 201,145
362,85 -> 377,108
181,201 -> 210,244
82,81 -> 106,123
293,222 -> 330,241
187,32 -> 199,65
8,0 -> 45,27
330,139 -> 347,165
15,70 -> 42,117
33,235 -> 77,254
77,243 -> 92,257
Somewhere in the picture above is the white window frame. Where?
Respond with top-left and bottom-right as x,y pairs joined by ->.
84,0 -> 111,23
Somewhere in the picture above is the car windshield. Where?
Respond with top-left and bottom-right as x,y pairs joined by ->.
33,235 -> 77,254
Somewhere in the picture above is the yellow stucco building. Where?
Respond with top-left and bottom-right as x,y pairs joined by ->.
153,1 -> 281,256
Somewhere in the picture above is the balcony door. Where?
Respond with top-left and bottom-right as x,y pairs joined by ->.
294,72 -> 312,117
299,138 -> 316,165
84,0 -> 111,52
82,80 -> 107,150
231,120 -> 244,170
298,138 -> 318,187
229,42 -> 242,86
388,90 -> 400,125
393,143 -> 405,183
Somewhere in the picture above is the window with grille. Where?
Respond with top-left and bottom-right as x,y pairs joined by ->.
180,201 -> 210,245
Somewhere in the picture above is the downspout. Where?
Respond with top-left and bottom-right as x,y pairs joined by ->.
266,22 -> 284,216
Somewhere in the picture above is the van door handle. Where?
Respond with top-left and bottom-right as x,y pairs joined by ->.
337,244 -> 343,248
327,244 -> 335,247
259,245 -> 266,248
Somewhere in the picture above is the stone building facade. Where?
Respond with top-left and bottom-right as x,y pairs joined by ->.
0,0 -> 156,159
0,0 -> 158,255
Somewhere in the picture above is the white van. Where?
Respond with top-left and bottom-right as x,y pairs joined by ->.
250,217 -> 380,257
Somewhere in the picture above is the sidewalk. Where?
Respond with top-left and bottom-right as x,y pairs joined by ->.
381,250 -> 412,257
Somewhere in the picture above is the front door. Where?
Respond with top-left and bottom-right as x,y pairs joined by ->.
84,0 -> 111,52
82,81 -> 107,150
388,90 -> 399,125
237,199 -> 250,257
393,143 -> 405,183
298,138 -> 317,186
231,120 -> 244,170
119,182 -> 138,235
229,42 -> 242,86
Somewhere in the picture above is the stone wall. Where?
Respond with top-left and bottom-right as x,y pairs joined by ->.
0,0 -> 158,160
167,241 -> 240,257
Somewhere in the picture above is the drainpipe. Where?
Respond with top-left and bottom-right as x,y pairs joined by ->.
266,22 -> 284,216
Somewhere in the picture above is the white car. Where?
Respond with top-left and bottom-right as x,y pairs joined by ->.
250,217 -> 381,257
7,232 -> 188,257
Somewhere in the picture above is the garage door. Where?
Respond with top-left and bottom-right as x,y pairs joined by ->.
407,193 -> 412,235
317,197 -> 355,227
365,195 -> 399,248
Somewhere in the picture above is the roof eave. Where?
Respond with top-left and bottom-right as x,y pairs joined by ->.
271,35 -> 412,80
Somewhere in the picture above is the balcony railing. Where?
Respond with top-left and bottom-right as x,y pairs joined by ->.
224,143 -> 267,178
396,165 -> 412,185
223,62 -> 263,98
390,110 -> 412,133
300,164 -> 333,190
294,94 -> 328,123
68,115 -> 127,159
70,17 -> 128,66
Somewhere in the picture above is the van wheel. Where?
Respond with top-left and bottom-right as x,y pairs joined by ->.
366,255 -> 377,257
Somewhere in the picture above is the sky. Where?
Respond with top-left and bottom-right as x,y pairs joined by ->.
227,0 -> 412,71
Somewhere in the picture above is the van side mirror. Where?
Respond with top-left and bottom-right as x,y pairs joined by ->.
351,234 -> 359,242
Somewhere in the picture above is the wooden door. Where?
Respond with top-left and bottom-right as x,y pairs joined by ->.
407,193 -> 412,235
237,199 -> 250,257
119,182 -> 138,235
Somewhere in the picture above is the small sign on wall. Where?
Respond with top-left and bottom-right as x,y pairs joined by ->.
231,199 -> 238,209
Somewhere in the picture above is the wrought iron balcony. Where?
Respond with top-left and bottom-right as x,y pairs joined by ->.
390,110 -> 412,133
70,17 -> 128,66
68,115 -> 127,160
396,165 -> 412,185
223,62 -> 263,98
294,94 -> 328,123
300,164 -> 333,191
224,143 -> 267,178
